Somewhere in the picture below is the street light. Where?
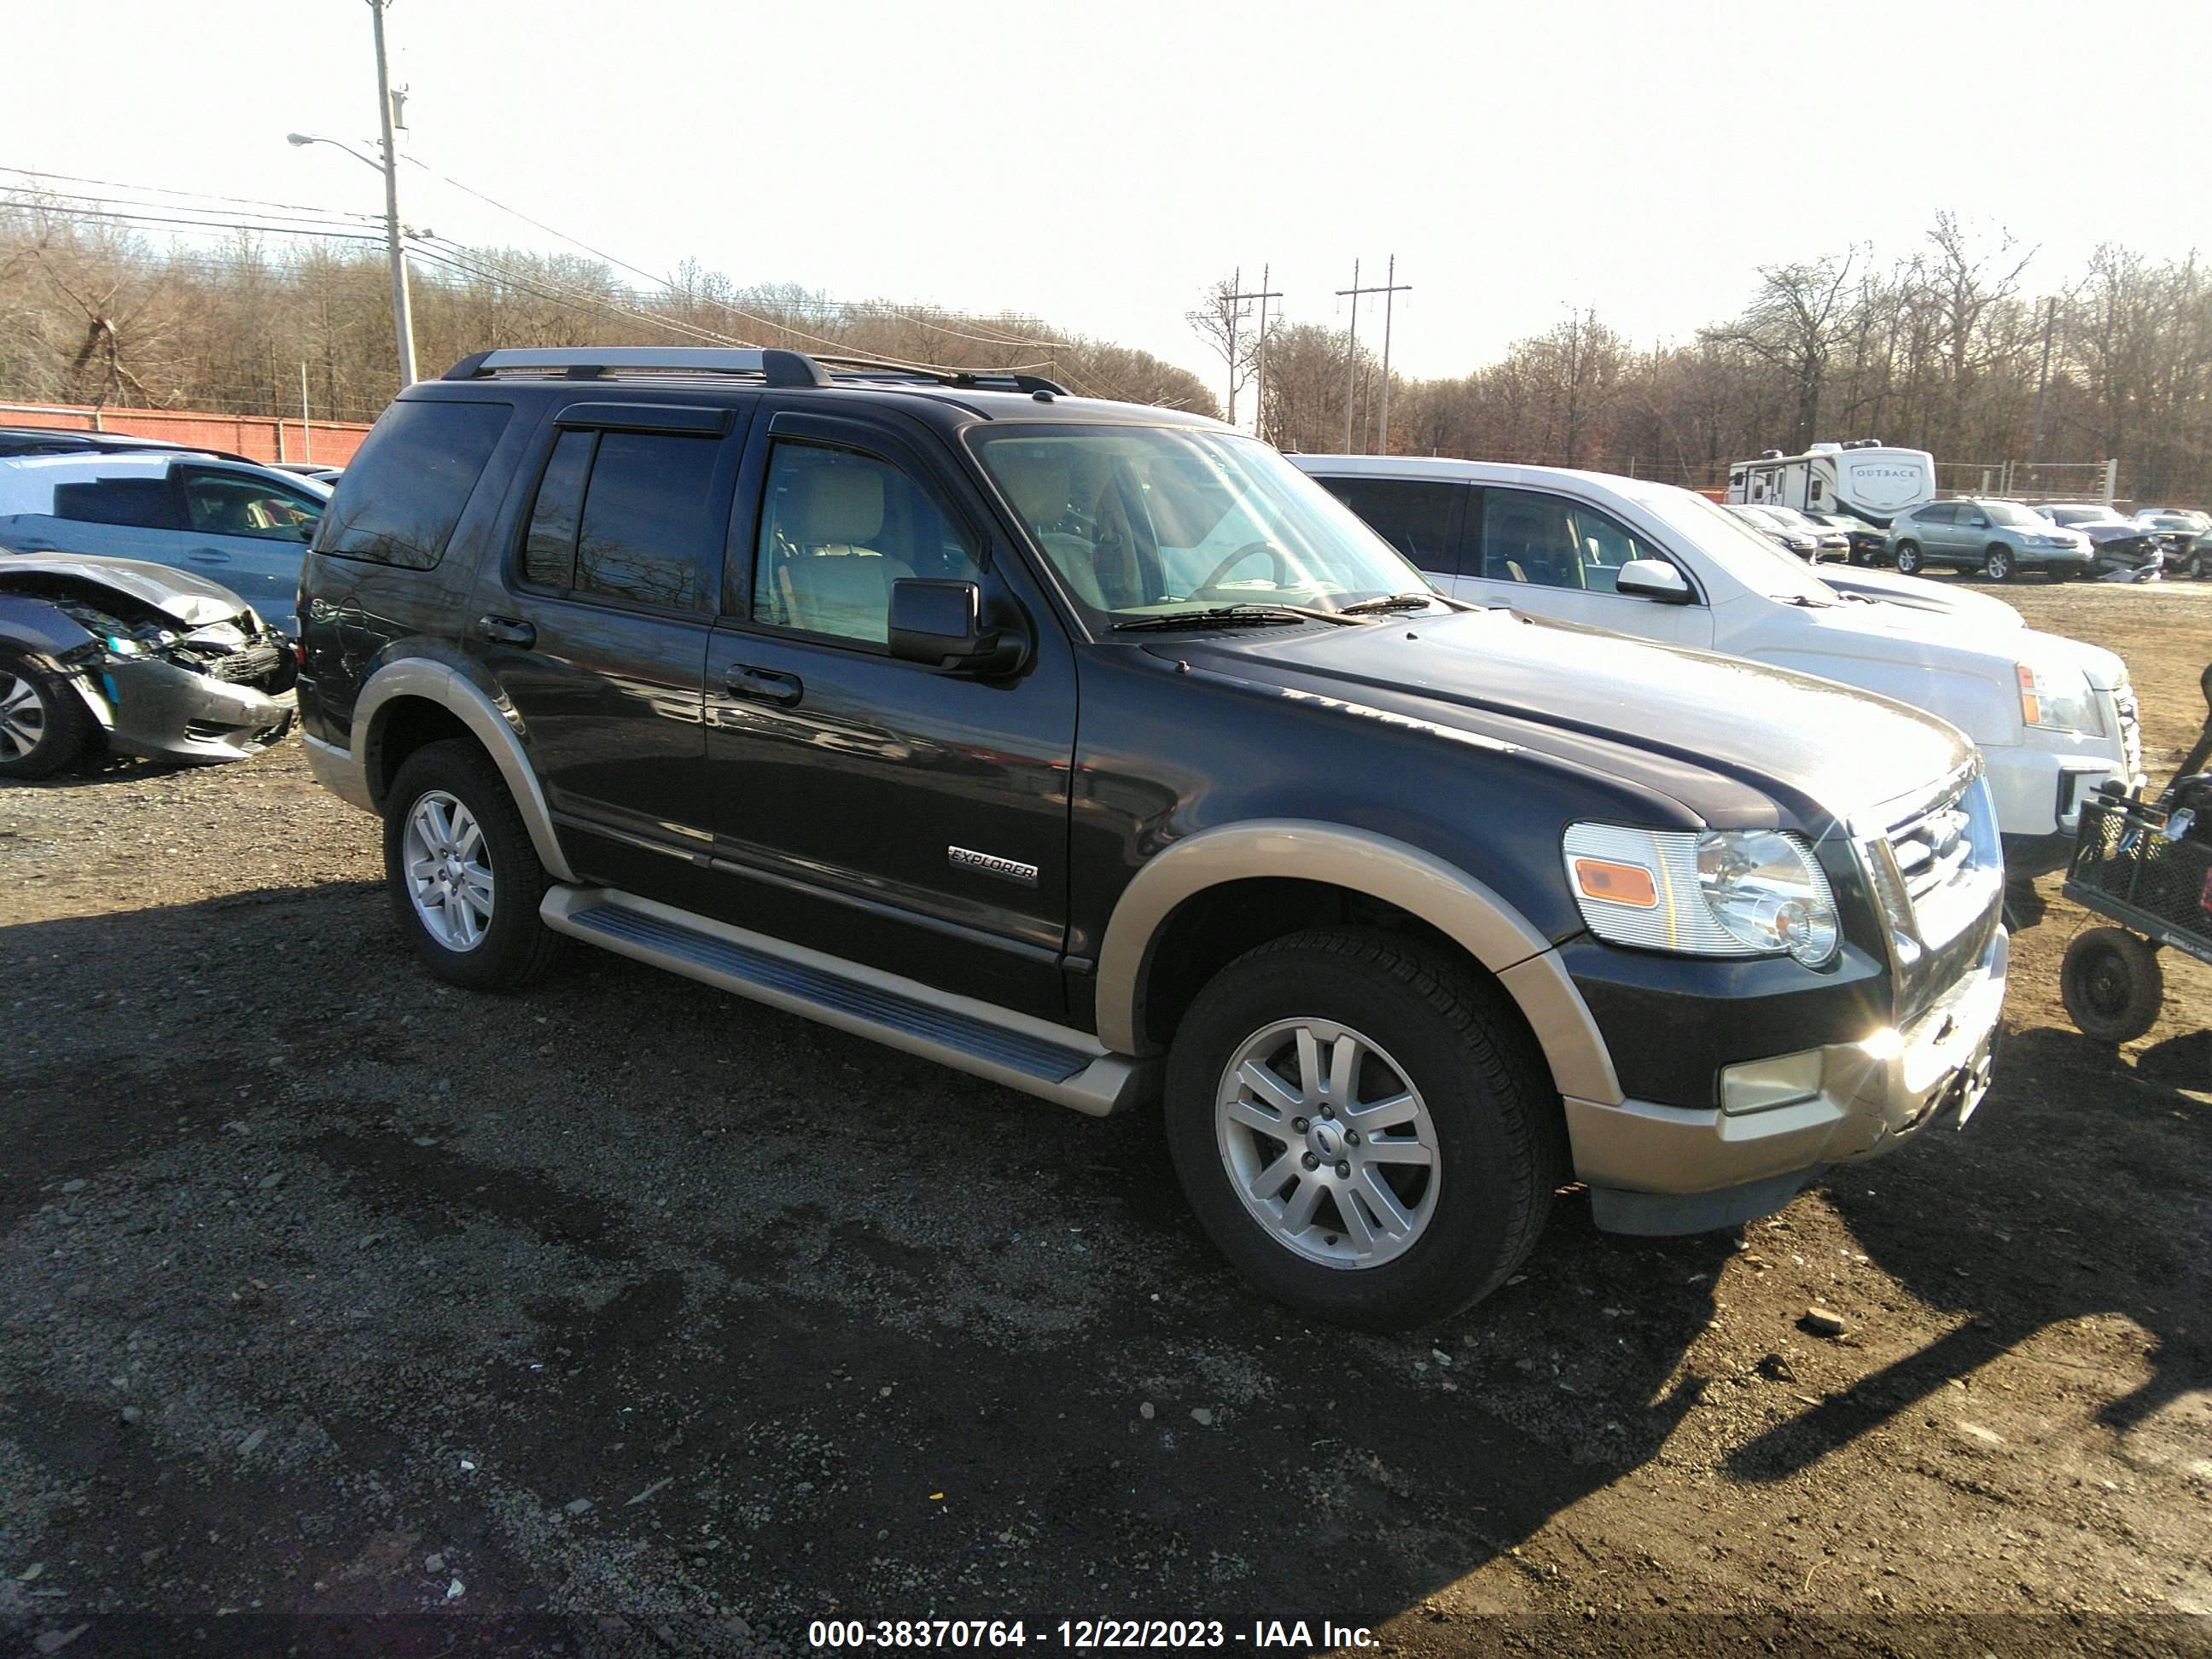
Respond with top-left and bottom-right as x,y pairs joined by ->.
286,0 -> 417,387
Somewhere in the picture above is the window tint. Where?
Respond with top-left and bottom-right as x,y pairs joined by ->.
1912,503 -> 1953,525
754,443 -> 980,644
520,429 -> 595,590
572,432 -> 722,611
180,470 -> 324,541
1316,477 -> 1460,575
49,474 -> 181,530
320,399 -> 511,568
1476,488 -> 1668,593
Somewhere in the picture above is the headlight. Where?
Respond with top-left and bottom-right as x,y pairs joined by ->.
2015,660 -> 2105,736
1563,824 -> 1842,968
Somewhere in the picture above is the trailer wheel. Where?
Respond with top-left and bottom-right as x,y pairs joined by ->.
2060,927 -> 2163,1044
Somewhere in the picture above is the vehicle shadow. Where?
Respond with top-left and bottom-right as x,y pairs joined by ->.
1724,1018 -> 2209,1482
0,881 -> 1759,1644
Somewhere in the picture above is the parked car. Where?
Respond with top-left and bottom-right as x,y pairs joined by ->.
1885,498 -> 2094,582
0,550 -> 296,777
2130,508 -> 2211,575
1729,502 -> 2021,620
1806,510 -> 1890,566
0,426 -> 259,465
1294,457 -> 2138,877
2034,504 -> 2165,580
1727,503 -> 1850,562
0,451 -> 331,634
298,345 -> 2011,1330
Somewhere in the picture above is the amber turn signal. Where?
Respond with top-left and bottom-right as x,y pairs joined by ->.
1572,857 -> 1659,909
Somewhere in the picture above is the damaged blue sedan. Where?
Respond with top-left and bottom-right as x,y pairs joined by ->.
0,552 -> 295,777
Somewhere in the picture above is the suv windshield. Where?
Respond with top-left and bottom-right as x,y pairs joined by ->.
972,426 -> 1428,622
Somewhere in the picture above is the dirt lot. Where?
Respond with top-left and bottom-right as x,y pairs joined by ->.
2,580 -> 2207,1658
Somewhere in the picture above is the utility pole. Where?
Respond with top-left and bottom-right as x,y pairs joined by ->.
2028,294 -> 2057,462
1336,259 -> 1411,453
370,0 -> 417,387
1376,253 -> 1409,455
1225,265 -> 1283,440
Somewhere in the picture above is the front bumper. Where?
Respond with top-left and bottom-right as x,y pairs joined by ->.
1568,927 -> 2008,1234
93,659 -> 296,765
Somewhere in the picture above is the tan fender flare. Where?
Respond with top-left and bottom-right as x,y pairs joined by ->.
353,659 -> 579,884
1092,818 -> 1622,1106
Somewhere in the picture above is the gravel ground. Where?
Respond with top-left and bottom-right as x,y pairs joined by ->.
1,579 -> 2207,1658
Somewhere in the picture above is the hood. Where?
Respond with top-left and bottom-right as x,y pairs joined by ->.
0,550 -> 249,628
1814,565 -> 2025,626
1769,591 -> 2129,690
1169,608 -> 1973,832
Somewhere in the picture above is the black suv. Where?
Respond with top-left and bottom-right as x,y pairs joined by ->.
297,346 -> 2010,1329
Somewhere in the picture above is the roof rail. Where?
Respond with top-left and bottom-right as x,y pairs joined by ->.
440,346 -> 1069,399
443,347 -> 831,387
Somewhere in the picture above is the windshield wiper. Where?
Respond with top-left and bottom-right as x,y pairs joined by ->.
1772,594 -> 1836,608
1111,603 -> 1365,632
1337,591 -> 1471,614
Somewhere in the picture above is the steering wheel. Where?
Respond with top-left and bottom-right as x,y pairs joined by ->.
1196,540 -> 1294,595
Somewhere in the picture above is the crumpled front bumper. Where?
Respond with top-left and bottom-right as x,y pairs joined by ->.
84,658 -> 296,765
1569,927 -> 2009,1235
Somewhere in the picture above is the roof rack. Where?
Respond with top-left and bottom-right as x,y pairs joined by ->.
441,346 -> 1068,398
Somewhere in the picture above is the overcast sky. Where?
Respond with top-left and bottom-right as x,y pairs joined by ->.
3,0 -> 2205,401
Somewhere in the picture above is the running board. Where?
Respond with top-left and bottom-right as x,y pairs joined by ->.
539,886 -> 1152,1116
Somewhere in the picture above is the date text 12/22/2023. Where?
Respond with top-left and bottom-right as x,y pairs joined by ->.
806,1618 -> 1377,1650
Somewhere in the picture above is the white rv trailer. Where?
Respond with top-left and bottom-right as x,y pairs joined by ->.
1726,441 -> 1936,526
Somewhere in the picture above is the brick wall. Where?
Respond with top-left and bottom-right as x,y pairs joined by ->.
0,403 -> 374,467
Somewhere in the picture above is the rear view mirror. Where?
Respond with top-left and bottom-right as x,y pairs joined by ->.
888,579 -> 1026,673
1615,559 -> 1692,604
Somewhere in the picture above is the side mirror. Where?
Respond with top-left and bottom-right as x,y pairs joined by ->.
888,579 -> 1026,673
1615,559 -> 1693,604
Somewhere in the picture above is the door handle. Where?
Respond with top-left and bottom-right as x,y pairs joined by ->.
185,548 -> 232,563
724,665 -> 803,707
475,614 -> 537,647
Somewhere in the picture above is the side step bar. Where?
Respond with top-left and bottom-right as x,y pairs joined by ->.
539,886 -> 1154,1116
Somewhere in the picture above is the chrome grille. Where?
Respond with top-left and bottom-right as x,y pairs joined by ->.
1865,775 -> 2005,1022
1889,800 -> 1974,910
2113,682 -> 2142,781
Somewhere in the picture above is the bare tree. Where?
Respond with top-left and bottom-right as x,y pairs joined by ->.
1186,274 -> 1258,427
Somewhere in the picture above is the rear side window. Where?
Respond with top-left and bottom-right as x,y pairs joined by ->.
320,399 -> 511,568
1316,477 -> 1461,576
518,429 -> 722,613
50,474 -> 183,530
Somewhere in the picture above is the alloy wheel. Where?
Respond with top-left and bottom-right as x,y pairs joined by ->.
1214,1017 -> 1441,1270
0,670 -> 48,761
402,789 -> 495,952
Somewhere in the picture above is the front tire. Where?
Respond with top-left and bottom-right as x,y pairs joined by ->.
1983,545 -> 2016,582
1164,928 -> 1561,1330
1894,540 -> 1923,575
2060,927 -> 2163,1044
383,740 -> 562,992
0,653 -> 96,780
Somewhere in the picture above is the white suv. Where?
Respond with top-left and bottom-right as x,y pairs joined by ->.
1294,457 -> 2141,876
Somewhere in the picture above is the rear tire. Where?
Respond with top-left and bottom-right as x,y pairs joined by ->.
2060,927 -> 2163,1044
0,652 -> 96,780
1983,545 -> 2016,582
383,740 -> 563,992
1164,927 -> 1561,1331
1894,541 -> 1923,575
